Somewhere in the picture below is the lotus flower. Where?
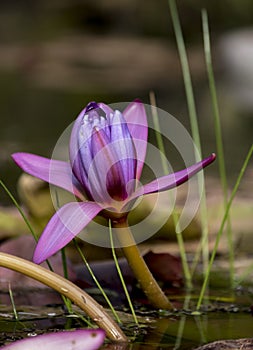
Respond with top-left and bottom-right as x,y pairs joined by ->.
2,329 -> 105,350
12,100 -> 215,264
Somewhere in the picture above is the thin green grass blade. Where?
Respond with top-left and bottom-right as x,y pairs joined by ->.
202,8 -> 234,287
234,261 -> 253,287
60,248 -> 73,313
108,219 -> 138,325
149,91 -> 192,289
73,238 -> 122,324
0,179 -> 38,241
8,282 -> 19,321
196,144 -> 253,310
168,0 -> 210,274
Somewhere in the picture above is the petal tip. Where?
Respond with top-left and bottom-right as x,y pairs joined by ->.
133,98 -> 143,104
33,251 -> 44,265
206,152 -> 216,165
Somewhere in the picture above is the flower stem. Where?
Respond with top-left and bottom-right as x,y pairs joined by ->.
0,252 -> 127,342
112,217 -> 173,310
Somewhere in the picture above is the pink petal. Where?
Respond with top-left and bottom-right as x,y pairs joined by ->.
69,106 -> 89,175
123,100 -> 148,179
33,201 -> 102,264
2,329 -> 105,350
90,127 -> 126,202
132,153 -> 216,198
110,110 -> 137,191
12,153 -> 83,199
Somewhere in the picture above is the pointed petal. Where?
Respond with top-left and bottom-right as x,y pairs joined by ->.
69,107 -> 90,188
33,201 -> 102,264
123,100 -> 148,179
110,110 -> 137,192
132,153 -> 216,198
12,153 -> 83,199
69,103 -> 109,198
2,329 -> 105,350
90,127 -> 127,202
69,106 -> 85,166
69,103 -> 99,169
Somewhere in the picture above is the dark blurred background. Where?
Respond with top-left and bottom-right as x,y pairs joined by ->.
0,0 -> 253,204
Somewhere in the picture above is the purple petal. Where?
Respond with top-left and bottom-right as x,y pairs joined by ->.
69,106 -> 86,167
12,153 -> 83,199
69,103 -> 100,167
33,201 -> 102,264
69,103 -> 110,198
69,107 -> 89,186
89,127 -> 127,202
123,100 -> 148,179
2,329 -> 105,350
110,110 -> 137,193
132,153 -> 216,198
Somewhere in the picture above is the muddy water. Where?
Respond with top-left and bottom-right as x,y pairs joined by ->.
1,288 -> 253,350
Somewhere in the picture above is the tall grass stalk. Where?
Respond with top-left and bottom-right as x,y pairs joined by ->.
61,248 -> 73,313
8,282 -> 19,321
168,0 -> 210,274
108,219 -> 138,325
149,91 -> 192,289
202,9 -> 234,287
196,144 -> 253,310
73,239 -> 122,324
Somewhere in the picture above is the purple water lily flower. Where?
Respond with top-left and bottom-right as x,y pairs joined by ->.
12,100 -> 215,264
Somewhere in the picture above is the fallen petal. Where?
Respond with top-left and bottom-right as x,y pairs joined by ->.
2,329 -> 105,350
33,201 -> 102,264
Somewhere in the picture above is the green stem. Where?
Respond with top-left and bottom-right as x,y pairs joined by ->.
112,217 -> 173,310
0,252 -> 127,342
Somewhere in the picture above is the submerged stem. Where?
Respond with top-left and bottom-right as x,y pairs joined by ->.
0,252 -> 127,342
112,217 -> 173,310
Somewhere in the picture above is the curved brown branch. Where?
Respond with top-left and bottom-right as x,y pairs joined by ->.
0,252 -> 127,342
